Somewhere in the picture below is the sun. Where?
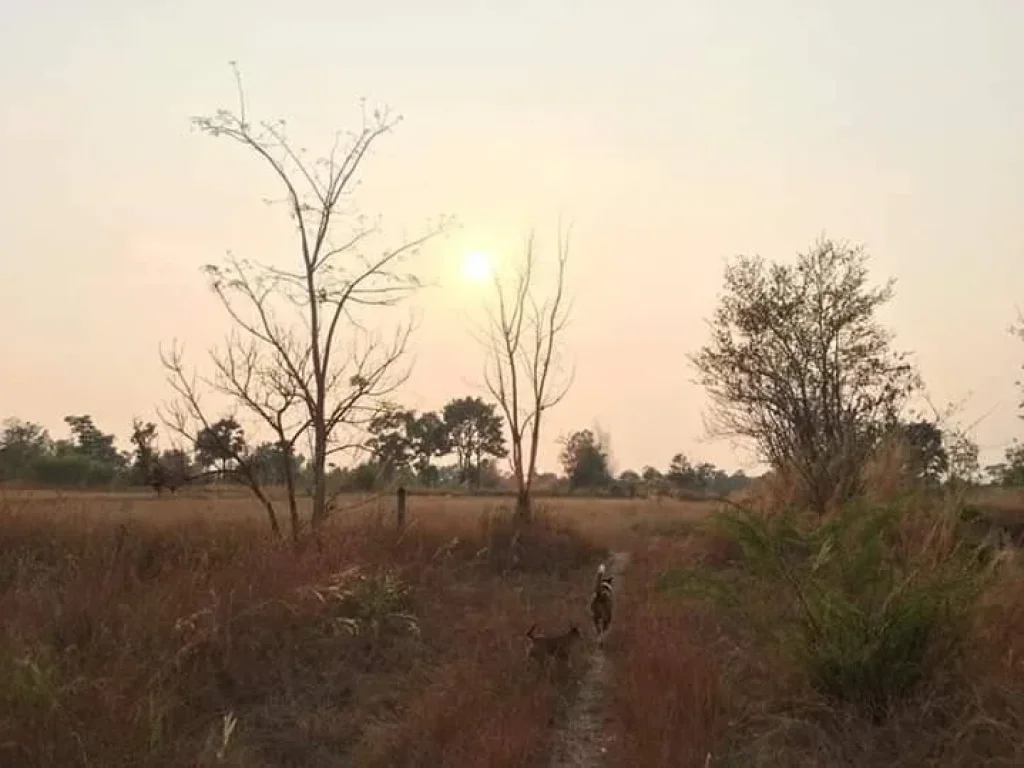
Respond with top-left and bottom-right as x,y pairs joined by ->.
461,250 -> 494,285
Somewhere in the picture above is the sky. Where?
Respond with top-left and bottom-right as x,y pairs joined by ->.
1,0 -> 1022,476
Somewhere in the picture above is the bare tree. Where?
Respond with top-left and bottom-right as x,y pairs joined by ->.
690,238 -> 919,514
482,229 -> 574,520
161,64 -> 445,540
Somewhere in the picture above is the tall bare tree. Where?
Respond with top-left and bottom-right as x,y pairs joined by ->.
482,229 -> 573,520
160,65 -> 444,540
691,237 -> 919,513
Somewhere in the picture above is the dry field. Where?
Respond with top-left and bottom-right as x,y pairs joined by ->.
2,486 -> 1024,766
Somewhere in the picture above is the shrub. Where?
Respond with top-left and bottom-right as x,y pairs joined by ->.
668,499 -> 984,721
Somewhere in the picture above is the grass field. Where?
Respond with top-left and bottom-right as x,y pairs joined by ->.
2,486 -> 1023,766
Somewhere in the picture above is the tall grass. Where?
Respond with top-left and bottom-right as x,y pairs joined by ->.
620,486 -> 1024,766
0,498 -> 603,766
705,498 -> 983,720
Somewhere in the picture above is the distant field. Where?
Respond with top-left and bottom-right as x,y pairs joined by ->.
0,485 -> 718,544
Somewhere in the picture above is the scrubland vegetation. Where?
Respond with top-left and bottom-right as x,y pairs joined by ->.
0,492 -> 607,766
5,67 -> 1024,766
3,477 -> 1024,766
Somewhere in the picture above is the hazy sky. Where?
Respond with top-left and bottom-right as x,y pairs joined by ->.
1,1 -> 1022,475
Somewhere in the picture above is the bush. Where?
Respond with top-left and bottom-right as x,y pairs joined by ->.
30,454 -> 118,488
668,499 -> 984,721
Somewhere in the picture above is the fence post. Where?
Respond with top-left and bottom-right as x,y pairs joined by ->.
396,486 -> 407,528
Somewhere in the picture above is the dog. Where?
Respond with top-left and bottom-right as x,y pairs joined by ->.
590,562 -> 614,643
526,623 -> 582,673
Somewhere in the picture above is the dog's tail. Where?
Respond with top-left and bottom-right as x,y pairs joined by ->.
594,562 -> 607,589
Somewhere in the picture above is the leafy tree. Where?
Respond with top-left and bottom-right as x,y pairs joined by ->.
366,404 -> 415,480
33,454 -> 116,487
895,420 -> 948,484
987,442 -> 1024,487
442,397 -> 507,488
560,429 -> 611,490
64,415 -> 125,469
618,469 -> 642,498
129,419 -> 160,484
337,460 -> 383,492
691,238 -> 919,514
665,453 -> 733,496
247,441 -> 305,486
0,419 -> 52,480
666,453 -> 695,490
365,406 -> 449,485
693,462 -> 719,490
712,469 -> 753,496
945,430 -> 980,488
406,410 -> 450,484
195,417 -> 247,475
157,448 -> 192,491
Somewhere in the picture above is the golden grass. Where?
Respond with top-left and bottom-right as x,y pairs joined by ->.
0,490 -> 650,766
607,486 -> 1024,767
4,482 -> 1024,765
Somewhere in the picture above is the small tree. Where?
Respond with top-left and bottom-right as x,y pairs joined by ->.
895,420 -> 949,484
618,469 -> 642,498
442,396 -> 507,489
559,428 -> 611,491
482,229 -> 573,519
988,442 -> 1024,487
365,404 -> 415,481
691,238 -> 919,514
160,65 -> 445,542
158,448 -> 192,491
195,417 -> 247,476
407,410 -> 449,485
0,419 -> 52,481
666,453 -> 696,491
64,415 -> 125,470
129,419 -> 160,485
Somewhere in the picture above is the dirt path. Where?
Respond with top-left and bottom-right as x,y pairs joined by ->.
548,550 -> 631,768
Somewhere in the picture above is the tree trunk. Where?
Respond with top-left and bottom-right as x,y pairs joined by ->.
282,450 -> 300,545
515,485 -> 532,522
309,422 -> 329,541
249,482 -> 282,537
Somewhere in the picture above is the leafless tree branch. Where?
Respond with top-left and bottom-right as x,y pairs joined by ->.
481,226 -> 573,519
164,64 -> 449,541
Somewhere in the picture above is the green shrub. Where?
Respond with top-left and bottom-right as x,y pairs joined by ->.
669,500 -> 985,721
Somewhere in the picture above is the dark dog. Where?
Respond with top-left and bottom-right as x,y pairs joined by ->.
526,623 -> 582,673
590,563 -> 614,643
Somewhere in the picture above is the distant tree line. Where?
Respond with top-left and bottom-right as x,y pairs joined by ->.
0,400 -> 759,498
0,394 -> 505,493
555,427 -> 754,498
4,391 -> 1023,497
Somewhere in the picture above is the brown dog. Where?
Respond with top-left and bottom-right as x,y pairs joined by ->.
526,623 -> 582,672
590,563 -> 614,643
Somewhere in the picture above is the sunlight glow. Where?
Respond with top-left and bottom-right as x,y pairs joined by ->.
461,250 -> 494,285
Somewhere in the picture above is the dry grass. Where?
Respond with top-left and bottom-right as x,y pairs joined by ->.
0,490 -> 617,767
6,481 -> 1024,766
608,538 -> 726,767
608,472 -> 1024,767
